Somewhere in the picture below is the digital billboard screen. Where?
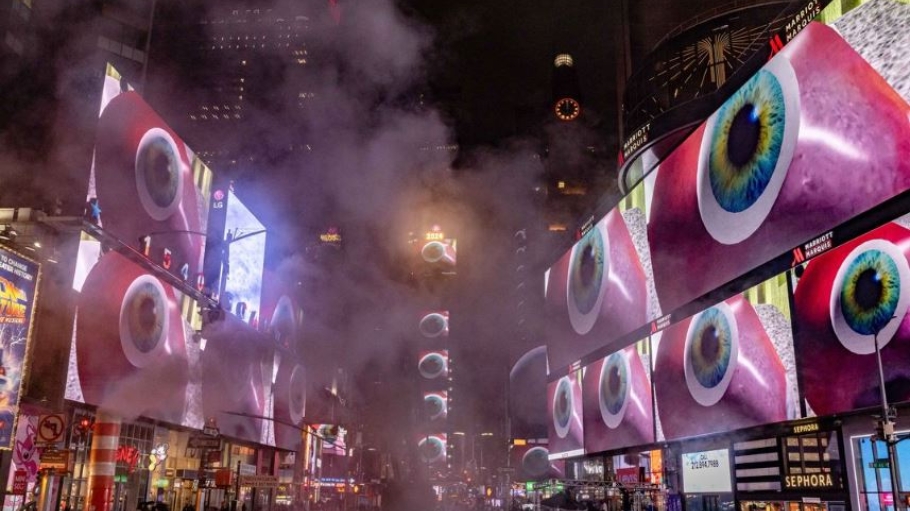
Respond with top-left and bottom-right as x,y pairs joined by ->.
792,215 -> 910,416
423,391 -> 448,422
681,448 -> 733,493
418,311 -> 449,338
545,203 -> 658,370
652,274 -> 798,441
65,64 -> 284,447
0,247 -> 39,449
418,350 -> 449,380
546,6 -> 910,375
646,17 -> 910,315
412,225 -> 456,277
317,424 -> 348,456
582,339 -> 654,453
509,444 -> 564,482
509,346 -> 548,440
547,369 -> 584,459
417,433 -> 447,466
205,182 -> 266,324
73,63 -> 212,291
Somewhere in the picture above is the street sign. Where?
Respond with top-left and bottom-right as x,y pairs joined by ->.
188,435 -> 222,450
870,459 -> 890,469
203,426 -> 220,437
239,475 -> 279,488
40,449 -> 70,471
37,414 -> 67,445
11,470 -> 27,495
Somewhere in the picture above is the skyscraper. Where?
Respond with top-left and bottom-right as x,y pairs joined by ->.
148,1 -> 322,171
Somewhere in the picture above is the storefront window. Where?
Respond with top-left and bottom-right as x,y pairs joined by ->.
780,430 -> 843,491
853,434 -> 910,511
684,494 -> 735,511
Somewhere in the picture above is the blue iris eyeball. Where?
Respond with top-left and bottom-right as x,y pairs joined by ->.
683,302 -> 739,406
829,239 -> 910,355
696,55 -> 800,245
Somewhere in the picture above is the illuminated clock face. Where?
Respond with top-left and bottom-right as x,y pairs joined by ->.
555,98 -> 581,121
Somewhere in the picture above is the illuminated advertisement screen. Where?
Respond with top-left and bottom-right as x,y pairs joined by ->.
545,204 -> 658,370
418,350 -> 449,380
205,182 -> 266,324
509,444 -> 564,482
547,369 -> 584,459
646,15 -> 910,316
317,424 -> 348,456
652,274 -> 799,441
546,3 -> 910,373
582,340 -> 654,453
509,346 -> 548,439
414,225 -> 456,277
681,448 -> 733,493
73,63 -> 212,291
258,271 -> 307,450
418,311 -> 449,338
423,391 -> 448,422
0,247 -> 39,449
417,433 -> 447,466
272,352 -> 307,451
65,64 -> 278,447
792,214 -> 910,416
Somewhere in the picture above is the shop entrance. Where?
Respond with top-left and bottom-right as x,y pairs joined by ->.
740,500 -> 845,511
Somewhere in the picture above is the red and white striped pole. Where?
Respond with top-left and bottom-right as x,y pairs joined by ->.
84,412 -> 121,511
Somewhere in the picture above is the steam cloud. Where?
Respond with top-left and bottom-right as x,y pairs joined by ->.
1,0 -> 612,501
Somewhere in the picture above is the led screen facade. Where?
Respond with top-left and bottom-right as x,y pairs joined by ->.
547,369 -> 584,459
546,6 -> 910,373
73,64 -> 213,292
204,181 -> 267,323
67,63 -> 213,429
418,311 -> 449,338
545,203 -> 658,370
0,248 -> 39,449
418,350 -> 449,380
542,0 -> 910,460
423,391 -> 448,422
415,226 -> 456,277
792,215 -> 910,417
582,340 -> 654,453
509,444 -> 564,482
647,19 -> 910,315
64,64 -> 293,449
417,433 -> 447,466
652,276 -> 798,441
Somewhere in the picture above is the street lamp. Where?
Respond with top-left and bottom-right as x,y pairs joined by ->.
872,314 -> 903,511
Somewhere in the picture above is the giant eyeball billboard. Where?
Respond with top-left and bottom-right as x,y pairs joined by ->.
418,350 -> 449,380
547,369 -> 584,459
646,16 -> 910,315
545,202 -> 658,369
582,340 -> 654,453
509,444 -> 565,482
423,391 -> 448,422
417,433 -> 448,466
792,215 -> 910,416
0,247 -> 40,449
64,64 -> 278,446
652,275 -> 798,441
73,64 -> 212,291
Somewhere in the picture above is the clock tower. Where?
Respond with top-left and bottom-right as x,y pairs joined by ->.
552,53 -> 582,122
